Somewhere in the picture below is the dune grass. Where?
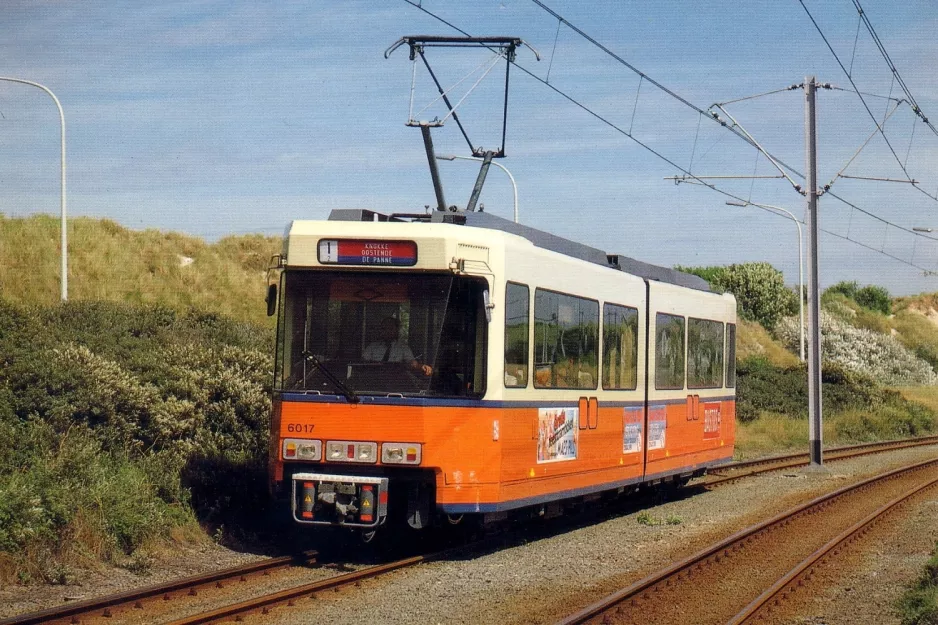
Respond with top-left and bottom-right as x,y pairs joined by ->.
0,214 -> 280,325
736,318 -> 800,367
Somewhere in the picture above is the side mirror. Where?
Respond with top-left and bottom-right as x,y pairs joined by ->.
266,284 -> 278,317
482,289 -> 493,323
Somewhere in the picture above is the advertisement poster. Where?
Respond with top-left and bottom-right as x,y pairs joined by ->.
703,402 -> 722,439
623,407 -> 643,454
648,405 -> 667,450
537,408 -> 579,463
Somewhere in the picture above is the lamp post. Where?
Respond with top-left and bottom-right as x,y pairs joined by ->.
436,154 -> 519,223
727,200 -> 805,362
0,77 -> 67,301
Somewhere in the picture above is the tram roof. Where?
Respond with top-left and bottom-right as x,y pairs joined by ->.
327,209 -> 712,293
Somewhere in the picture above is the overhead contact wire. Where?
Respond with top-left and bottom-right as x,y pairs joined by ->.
400,0 -> 938,272
853,0 -> 938,139
799,0 -> 938,203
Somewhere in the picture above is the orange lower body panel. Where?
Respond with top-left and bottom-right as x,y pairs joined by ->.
272,397 -> 735,515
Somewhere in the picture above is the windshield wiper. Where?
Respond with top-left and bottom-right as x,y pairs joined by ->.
302,352 -> 360,404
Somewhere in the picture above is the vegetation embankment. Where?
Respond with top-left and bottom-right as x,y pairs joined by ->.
0,215 -> 283,584
0,300 -> 273,584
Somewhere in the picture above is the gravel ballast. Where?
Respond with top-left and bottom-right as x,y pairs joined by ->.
260,445 -> 938,625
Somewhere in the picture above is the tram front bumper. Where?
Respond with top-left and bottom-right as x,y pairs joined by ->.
291,473 -> 389,527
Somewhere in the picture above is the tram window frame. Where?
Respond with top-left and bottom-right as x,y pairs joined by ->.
504,282 -> 530,388
533,288 -> 600,390
602,303 -> 639,391
726,323 -> 737,388
654,313 -> 686,391
687,317 -> 725,390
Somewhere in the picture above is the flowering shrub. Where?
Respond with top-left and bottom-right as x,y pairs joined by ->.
0,300 -> 274,580
775,311 -> 937,386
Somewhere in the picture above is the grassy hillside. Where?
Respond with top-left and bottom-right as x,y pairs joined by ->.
0,214 -> 280,325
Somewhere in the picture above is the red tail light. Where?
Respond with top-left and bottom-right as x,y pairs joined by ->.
360,484 -> 375,523
299,481 -> 315,519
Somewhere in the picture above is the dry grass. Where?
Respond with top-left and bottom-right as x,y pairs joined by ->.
895,386 -> 938,413
735,412 -> 838,459
734,403 -> 936,461
0,214 -> 280,325
736,318 -> 800,367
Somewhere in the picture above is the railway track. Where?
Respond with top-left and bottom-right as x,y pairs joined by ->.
699,434 -> 938,487
7,435 -> 938,625
162,553 -> 428,625
0,551 -> 319,625
557,456 -> 938,625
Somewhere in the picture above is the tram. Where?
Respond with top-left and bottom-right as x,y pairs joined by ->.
266,208 -> 736,535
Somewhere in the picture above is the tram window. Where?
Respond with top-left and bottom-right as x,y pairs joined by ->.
533,289 -> 599,389
655,313 -> 685,390
275,271 -> 487,398
726,323 -> 737,388
687,318 -> 724,389
603,304 -> 638,390
504,283 -> 529,388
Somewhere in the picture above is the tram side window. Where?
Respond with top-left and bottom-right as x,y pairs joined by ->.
726,323 -> 737,388
655,313 -> 685,390
603,304 -> 638,390
504,283 -> 529,388
687,318 -> 724,389
534,289 -> 599,389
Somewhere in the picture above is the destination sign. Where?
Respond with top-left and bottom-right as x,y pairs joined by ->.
317,239 -> 418,266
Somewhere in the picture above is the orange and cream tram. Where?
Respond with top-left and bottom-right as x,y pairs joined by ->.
267,208 -> 736,535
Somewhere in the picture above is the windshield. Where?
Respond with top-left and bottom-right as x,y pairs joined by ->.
275,271 -> 487,398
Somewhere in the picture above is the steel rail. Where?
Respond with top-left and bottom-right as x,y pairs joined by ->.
0,551 -> 318,625
555,456 -> 938,625
713,435 -> 938,473
728,474 -> 938,624
164,554 -> 428,625
702,435 -> 938,487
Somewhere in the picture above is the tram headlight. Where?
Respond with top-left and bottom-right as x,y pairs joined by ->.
381,443 -> 422,465
282,438 -> 322,461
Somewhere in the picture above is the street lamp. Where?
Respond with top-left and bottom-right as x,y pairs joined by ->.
0,77 -> 67,301
727,200 -> 805,362
436,154 -> 519,223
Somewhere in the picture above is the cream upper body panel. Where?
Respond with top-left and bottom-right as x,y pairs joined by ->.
280,217 -> 734,404
648,280 -> 737,402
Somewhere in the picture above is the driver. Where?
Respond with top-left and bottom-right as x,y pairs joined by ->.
363,317 -> 432,376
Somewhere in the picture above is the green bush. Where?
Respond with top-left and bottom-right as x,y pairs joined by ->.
677,263 -> 797,330
825,280 -> 859,300
856,285 -> 892,315
823,281 -> 891,315
0,299 -> 274,580
735,356 -> 937,434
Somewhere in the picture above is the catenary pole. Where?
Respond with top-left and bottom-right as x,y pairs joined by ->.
0,77 -> 67,301
805,76 -> 823,467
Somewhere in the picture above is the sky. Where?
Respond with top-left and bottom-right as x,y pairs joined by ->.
3,1 -> 938,295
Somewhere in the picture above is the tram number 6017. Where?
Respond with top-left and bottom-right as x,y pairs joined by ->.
286,423 -> 315,433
